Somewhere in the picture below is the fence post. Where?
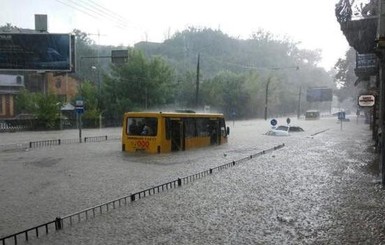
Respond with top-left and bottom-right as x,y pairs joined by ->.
58,139 -> 61,145
55,217 -> 63,230
209,168 -> 213,174
29,142 -> 32,148
177,178 -> 182,186
130,194 -> 135,202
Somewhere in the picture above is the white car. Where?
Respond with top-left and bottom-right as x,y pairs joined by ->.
265,126 -> 290,136
265,125 -> 304,136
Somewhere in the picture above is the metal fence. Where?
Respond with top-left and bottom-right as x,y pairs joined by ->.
0,143 -> 285,245
0,135 -> 119,152
84,136 -> 108,143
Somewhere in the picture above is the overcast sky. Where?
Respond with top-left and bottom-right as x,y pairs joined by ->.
2,0 -> 350,70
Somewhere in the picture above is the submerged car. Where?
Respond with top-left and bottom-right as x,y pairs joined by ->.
265,125 -> 304,136
276,125 -> 304,132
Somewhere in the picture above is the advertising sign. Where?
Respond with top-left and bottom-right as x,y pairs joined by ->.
356,53 -> 377,69
306,88 -> 333,102
0,33 -> 73,71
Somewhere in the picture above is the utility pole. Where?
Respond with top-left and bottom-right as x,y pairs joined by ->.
297,86 -> 302,119
377,0 -> 385,184
264,77 -> 271,120
263,66 -> 299,120
195,53 -> 200,109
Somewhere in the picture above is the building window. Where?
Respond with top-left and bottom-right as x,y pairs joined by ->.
0,96 -> 3,114
56,78 -> 62,88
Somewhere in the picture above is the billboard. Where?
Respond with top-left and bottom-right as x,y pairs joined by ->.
0,33 -> 73,71
306,88 -> 333,102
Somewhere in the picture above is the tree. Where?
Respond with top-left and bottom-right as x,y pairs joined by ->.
175,71 -> 198,108
15,89 -> 61,129
201,71 -> 250,118
34,92 -> 61,129
102,50 -> 175,121
77,80 -> 100,126
15,88 -> 37,114
73,29 -> 98,81
334,47 -> 360,103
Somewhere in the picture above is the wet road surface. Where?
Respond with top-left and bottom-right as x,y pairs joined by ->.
1,116 -> 384,244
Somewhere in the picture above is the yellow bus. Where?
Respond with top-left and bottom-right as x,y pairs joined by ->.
122,111 -> 230,153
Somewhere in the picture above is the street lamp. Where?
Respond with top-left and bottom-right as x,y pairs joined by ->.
91,66 -> 103,128
264,77 -> 272,120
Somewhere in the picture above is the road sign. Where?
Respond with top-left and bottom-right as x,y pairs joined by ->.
75,99 -> 84,114
338,111 -> 346,120
270,119 -> 277,126
75,108 -> 84,114
358,95 -> 375,107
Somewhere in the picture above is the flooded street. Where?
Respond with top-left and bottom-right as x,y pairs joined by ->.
1,115 -> 384,244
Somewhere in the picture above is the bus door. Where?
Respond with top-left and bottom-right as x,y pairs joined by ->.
170,119 -> 185,151
209,119 -> 220,145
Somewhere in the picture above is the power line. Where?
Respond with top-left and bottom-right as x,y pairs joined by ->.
55,0 -> 128,30
56,0 -> 100,20
76,0 -> 128,28
81,0 -> 128,24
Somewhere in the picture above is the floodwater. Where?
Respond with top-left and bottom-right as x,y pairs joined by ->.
1,115 -> 384,244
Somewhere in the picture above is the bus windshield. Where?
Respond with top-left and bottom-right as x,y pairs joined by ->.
127,117 -> 158,136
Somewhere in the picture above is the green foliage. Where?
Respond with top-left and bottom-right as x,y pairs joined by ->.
201,71 -> 251,118
15,88 -> 37,113
102,50 -> 175,120
73,29 -> 99,81
35,93 -> 60,129
78,80 -> 100,120
15,89 -> 61,129
334,47 -> 363,103
134,28 -> 333,118
175,71 -> 198,108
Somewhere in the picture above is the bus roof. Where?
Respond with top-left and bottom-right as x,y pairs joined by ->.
124,111 -> 225,118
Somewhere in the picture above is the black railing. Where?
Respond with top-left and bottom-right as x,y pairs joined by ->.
29,139 -> 61,148
0,219 -> 60,245
0,143 -> 285,244
84,136 -> 108,143
0,135 -> 120,152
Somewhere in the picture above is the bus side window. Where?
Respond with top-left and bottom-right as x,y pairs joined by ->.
185,118 -> 196,137
166,118 -> 171,140
220,118 -> 226,136
196,118 -> 209,136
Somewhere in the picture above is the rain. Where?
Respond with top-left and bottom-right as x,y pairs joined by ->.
1,116 -> 384,244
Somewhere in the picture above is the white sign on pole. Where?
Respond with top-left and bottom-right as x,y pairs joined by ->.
358,95 -> 375,107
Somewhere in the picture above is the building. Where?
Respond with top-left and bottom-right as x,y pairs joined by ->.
0,74 -> 25,118
46,72 -> 80,102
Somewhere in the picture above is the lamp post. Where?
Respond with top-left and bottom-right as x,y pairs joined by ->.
91,66 -> 103,128
264,77 -> 272,120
